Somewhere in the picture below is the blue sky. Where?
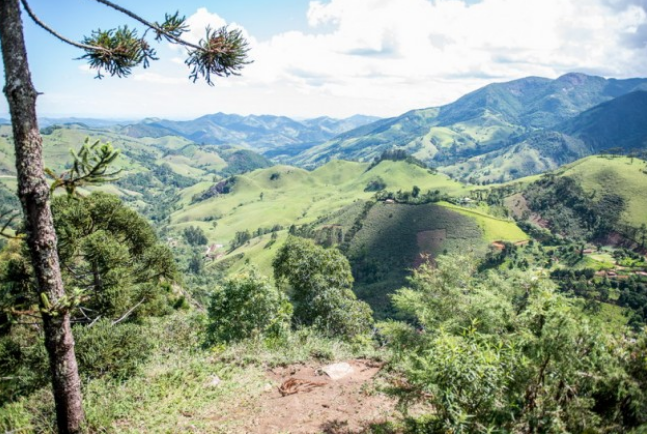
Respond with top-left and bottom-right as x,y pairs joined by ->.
1,0 -> 647,120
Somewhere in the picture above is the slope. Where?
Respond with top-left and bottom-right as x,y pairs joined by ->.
551,155 -> 647,228
289,73 -> 647,179
172,160 -> 527,316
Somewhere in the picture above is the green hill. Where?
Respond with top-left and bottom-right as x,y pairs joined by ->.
345,201 -> 525,315
171,160 -> 470,247
560,91 -> 647,152
171,159 -> 528,315
551,155 -> 647,228
501,156 -> 647,242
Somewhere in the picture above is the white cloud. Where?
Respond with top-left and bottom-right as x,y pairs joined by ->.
132,72 -> 186,85
23,1 -> 647,120
177,8 -> 256,48
232,0 -> 647,116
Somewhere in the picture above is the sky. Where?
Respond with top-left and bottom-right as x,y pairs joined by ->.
1,0 -> 647,120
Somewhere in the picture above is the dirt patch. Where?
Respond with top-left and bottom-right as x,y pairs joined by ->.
213,359 -> 397,433
504,193 -> 529,220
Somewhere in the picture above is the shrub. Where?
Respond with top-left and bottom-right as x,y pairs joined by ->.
273,237 -> 374,339
207,271 -> 292,343
73,320 -> 154,380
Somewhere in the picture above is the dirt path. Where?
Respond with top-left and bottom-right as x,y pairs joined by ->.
213,359 -> 398,434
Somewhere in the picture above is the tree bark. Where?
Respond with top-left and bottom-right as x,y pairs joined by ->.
0,1 -> 85,433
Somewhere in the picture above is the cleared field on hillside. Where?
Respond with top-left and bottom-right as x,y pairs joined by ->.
345,203 -> 484,315
439,202 -> 529,242
553,156 -> 647,228
171,160 -> 470,248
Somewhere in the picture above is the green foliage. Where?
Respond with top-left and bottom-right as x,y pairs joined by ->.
206,271 -> 292,343
73,319 -> 154,380
273,237 -> 373,339
367,148 -> 428,171
0,319 -> 155,405
186,26 -> 251,84
524,174 -> 626,240
386,255 -> 647,433
364,176 -> 387,192
81,26 -> 157,79
0,328 -> 49,405
0,193 -> 178,329
45,138 -> 121,196
183,225 -> 208,246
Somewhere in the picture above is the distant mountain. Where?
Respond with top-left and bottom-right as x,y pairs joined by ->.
118,113 -> 380,154
441,90 -> 647,183
288,73 -> 647,181
560,90 -> 647,152
38,117 -> 135,128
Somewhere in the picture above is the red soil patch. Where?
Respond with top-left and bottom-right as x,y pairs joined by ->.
213,359 -> 397,433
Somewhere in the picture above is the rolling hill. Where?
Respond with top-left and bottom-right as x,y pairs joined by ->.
500,155 -> 647,245
441,91 -> 647,183
549,155 -> 647,229
170,159 -> 527,314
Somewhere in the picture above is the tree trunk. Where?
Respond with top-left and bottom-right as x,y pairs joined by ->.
0,1 -> 85,432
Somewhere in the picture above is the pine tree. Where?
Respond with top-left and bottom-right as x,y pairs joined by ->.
0,1 -> 249,432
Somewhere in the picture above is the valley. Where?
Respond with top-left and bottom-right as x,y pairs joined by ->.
2,72 -> 647,433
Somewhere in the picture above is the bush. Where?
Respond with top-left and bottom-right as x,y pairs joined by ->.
388,255 -> 647,433
73,320 -> 154,380
273,237 -> 374,339
207,271 -> 292,344
0,328 -> 49,405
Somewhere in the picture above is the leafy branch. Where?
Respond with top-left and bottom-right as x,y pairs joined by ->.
20,0 -> 250,83
45,138 -> 122,196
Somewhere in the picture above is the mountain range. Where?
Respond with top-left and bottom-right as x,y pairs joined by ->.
287,73 -> 647,182
2,72 -> 645,184
117,113 -> 380,154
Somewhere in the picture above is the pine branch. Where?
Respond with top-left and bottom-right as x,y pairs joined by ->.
111,298 -> 145,326
46,138 -> 122,196
0,208 -> 20,239
92,0 -> 201,50
19,0 -> 107,52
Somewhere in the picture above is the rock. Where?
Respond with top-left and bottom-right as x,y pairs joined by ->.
206,375 -> 221,388
321,362 -> 353,380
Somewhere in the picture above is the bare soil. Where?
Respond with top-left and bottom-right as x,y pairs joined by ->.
212,359 -> 399,434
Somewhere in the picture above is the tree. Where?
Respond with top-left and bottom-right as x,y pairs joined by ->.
207,270 -> 292,343
183,225 -> 208,246
273,237 -> 373,338
0,1 -> 249,432
386,255 -> 644,433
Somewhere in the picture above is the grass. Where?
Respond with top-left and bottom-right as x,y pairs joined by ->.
171,160 -> 469,248
553,155 -> 647,228
439,202 -> 529,242
592,302 -> 629,332
218,230 -> 290,278
345,202 -> 485,315
0,314 -> 384,434
587,253 -> 616,269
